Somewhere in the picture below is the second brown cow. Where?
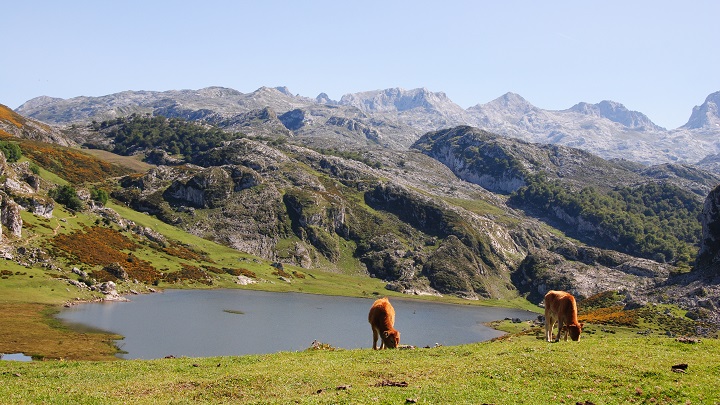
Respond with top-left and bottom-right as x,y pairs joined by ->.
544,290 -> 584,342
368,297 -> 401,349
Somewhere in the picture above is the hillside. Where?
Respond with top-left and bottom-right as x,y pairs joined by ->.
0,104 -> 75,146
14,112 -> 715,303
412,126 -> 716,267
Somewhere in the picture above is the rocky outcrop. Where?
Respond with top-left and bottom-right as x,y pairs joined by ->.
145,149 -> 185,166
413,125 -> 648,194
513,246 -> 673,305
363,180 -> 522,298
697,184 -> 720,273
422,235 -> 492,298
164,167 -> 236,209
325,116 -> 381,143
113,163 -> 283,260
103,263 -> 128,281
1,198 -> 23,238
359,233 -> 418,281
193,138 -> 290,171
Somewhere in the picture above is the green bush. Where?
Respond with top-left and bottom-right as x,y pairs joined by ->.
90,188 -> 109,205
49,184 -> 84,211
29,162 -> 41,174
0,140 -> 22,162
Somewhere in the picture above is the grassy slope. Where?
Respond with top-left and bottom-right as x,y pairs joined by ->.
79,149 -> 155,173
1,326 -> 718,404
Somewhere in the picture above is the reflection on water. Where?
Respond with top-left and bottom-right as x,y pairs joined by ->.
57,289 -> 536,360
0,353 -> 32,361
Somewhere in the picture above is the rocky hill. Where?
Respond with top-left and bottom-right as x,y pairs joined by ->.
15,87 -> 720,168
0,104 -> 75,146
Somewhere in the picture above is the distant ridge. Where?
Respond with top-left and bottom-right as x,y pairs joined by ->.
13,86 -> 720,168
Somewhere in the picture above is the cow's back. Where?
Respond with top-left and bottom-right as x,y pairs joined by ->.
369,297 -> 395,330
544,290 -> 575,318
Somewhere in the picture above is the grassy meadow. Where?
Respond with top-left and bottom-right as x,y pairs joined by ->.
1,323 -> 718,404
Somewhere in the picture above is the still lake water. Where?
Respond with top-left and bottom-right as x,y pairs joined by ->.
57,289 -> 536,360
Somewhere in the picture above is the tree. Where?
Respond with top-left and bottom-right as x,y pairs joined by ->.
0,141 -> 22,162
50,185 -> 84,211
91,188 -> 109,205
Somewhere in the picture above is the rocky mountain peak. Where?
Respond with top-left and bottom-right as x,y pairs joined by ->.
315,93 -> 337,105
274,86 -> 294,96
253,86 -> 286,96
569,100 -> 662,130
683,90 -> 720,130
16,95 -> 63,111
195,86 -> 244,98
338,87 -> 461,113
472,92 -> 536,116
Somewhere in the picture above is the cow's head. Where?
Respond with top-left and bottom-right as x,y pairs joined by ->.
383,330 -> 401,348
567,323 -> 584,341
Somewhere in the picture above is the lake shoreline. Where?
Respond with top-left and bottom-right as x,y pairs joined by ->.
56,288 -> 538,360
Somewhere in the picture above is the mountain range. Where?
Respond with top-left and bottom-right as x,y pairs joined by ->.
3,84 -> 720,327
15,87 -> 720,169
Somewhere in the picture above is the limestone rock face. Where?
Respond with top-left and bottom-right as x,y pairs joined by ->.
697,184 -> 720,274
1,197 -> 22,238
683,91 -> 720,130
164,167 -> 235,209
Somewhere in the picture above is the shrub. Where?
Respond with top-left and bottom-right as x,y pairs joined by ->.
49,185 -> 84,211
29,162 -> 40,174
52,226 -> 161,284
90,188 -> 109,206
0,140 -> 22,162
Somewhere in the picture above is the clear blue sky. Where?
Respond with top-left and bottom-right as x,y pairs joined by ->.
2,0 -> 719,129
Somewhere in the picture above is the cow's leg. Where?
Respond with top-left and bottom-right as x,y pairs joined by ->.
546,316 -> 556,342
545,319 -> 552,342
372,328 -> 379,350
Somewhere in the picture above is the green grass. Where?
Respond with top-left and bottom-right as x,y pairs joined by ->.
1,329 -> 717,404
19,156 -> 69,186
80,148 -> 154,173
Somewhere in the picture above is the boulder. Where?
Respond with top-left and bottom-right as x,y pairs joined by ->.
1,197 -> 22,238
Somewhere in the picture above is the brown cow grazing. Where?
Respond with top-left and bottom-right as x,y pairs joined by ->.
544,290 -> 584,342
368,297 -> 401,349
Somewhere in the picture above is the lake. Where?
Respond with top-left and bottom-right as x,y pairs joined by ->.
56,289 -> 536,360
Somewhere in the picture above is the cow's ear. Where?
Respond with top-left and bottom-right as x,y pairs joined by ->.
579,323 -> 585,328
383,331 -> 389,338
